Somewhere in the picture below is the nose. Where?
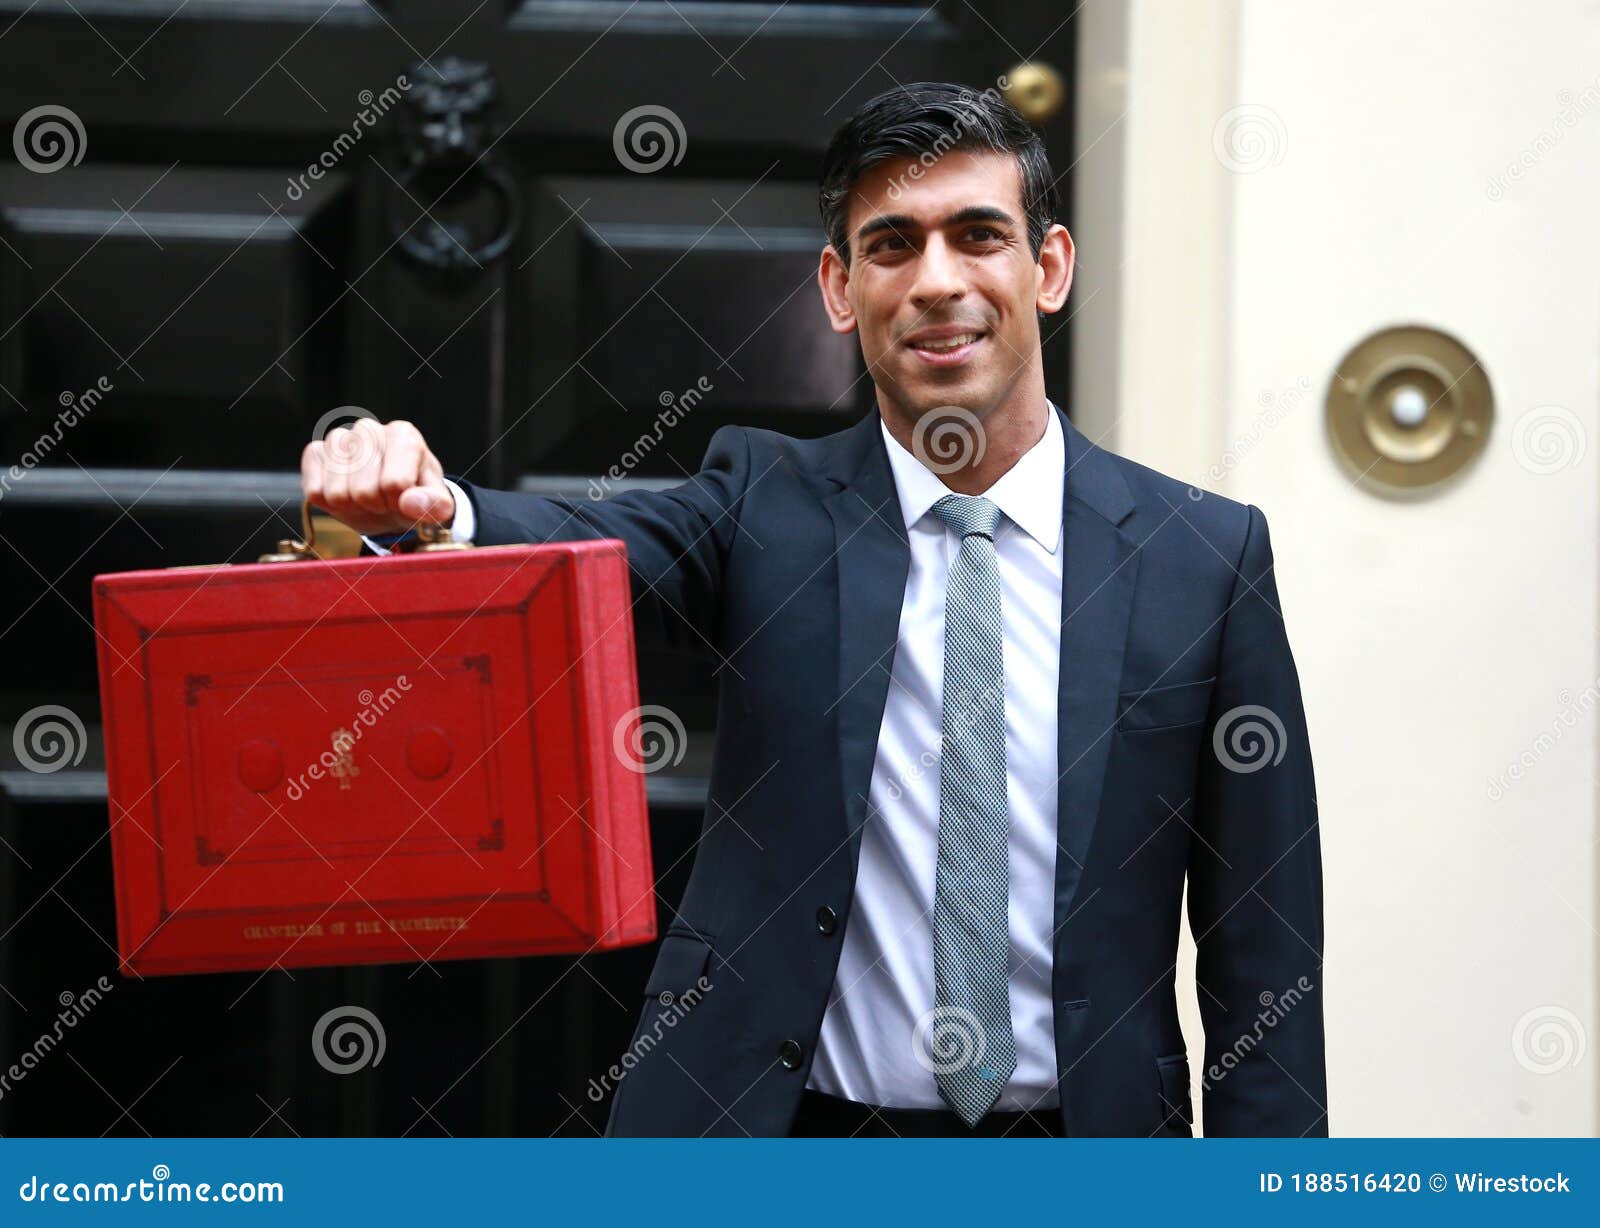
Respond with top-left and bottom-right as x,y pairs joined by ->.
908,233 -> 967,309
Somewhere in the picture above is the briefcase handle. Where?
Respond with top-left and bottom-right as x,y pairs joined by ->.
257,499 -> 472,563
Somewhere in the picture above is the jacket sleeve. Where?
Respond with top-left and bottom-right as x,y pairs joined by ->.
1188,503 -> 1328,1137
447,425 -> 752,657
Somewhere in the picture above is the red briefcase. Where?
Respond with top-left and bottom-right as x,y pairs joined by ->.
92,504 -> 657,976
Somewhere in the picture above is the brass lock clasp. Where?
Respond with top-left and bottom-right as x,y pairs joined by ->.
257,500 -> 472,562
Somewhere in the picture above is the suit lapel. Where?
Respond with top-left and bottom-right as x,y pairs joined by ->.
1053,405 -> 1139,926
821,410 -> 909,856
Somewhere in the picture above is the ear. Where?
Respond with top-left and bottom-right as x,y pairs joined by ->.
818,242 -> 858,335
1035,223 -> 1074,315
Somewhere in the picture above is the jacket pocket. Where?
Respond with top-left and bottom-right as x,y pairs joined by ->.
643,931 -> 714,1005
1156,1052 -> 1194,1136
1116,676 -> 1216,733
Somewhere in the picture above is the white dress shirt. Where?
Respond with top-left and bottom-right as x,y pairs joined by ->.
370,406 -> 1066,1110
805,401 -> 1065,1109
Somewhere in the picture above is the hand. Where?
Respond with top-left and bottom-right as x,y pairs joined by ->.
300,417 -> 455,537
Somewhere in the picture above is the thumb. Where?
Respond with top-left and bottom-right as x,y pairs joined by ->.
397,484 -> 454,525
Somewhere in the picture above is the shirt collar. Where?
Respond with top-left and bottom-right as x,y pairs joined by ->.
878,398 -> 1064,553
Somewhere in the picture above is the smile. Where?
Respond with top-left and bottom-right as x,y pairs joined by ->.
906,330 -> 987,367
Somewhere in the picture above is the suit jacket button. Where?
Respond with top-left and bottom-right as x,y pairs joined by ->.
815,905 -> 837,936
779,1039 -> 804,1070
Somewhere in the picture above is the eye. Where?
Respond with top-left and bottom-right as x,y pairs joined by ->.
965,225 -> 1004,242
869,234 -> 909,254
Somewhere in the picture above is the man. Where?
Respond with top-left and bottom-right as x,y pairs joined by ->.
301,82 -> 1327,1137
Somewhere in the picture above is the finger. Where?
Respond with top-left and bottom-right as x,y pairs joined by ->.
398,474 -> 453,525
343,418 -> 389,515
320,428 -> 350,513
418,447 -> 443,489
379,421 -> 427,518
300,439 -> 325,507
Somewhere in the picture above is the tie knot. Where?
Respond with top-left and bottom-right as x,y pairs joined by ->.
930,493 -> 1002,541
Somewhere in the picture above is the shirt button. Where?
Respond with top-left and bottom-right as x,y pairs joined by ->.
778,1039 -> 804,1070
814,905 -> 837,936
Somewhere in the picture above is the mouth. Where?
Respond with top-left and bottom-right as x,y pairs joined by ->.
904,329 -> 988,368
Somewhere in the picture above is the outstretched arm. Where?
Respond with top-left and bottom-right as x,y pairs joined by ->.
449,426 -> 751,654
303,417 -> 752,657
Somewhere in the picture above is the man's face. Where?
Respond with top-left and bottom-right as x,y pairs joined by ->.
819,148 -> 1070,425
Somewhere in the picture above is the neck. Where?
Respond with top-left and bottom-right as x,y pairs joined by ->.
878,376 -> 1050,495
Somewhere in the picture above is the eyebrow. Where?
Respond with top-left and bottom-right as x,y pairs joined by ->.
854,204 -> 1017,246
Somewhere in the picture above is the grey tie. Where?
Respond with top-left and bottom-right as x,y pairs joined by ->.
927,492 -> 1016,1125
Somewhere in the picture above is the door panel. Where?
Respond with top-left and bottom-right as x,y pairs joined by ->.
0,0 -> 1074,1134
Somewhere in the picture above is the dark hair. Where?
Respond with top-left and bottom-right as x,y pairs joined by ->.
818,81 -> 1058,268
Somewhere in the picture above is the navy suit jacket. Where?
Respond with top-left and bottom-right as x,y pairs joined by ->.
447,402 -> 1327,1137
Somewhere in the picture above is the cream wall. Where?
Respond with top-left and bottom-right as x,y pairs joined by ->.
1074,0 -> 1600,1135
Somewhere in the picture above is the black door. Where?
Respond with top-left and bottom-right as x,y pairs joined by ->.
0,0 -> 1074,1135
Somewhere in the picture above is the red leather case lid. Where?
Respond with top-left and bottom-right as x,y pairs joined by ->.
92,540 -> 656,976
